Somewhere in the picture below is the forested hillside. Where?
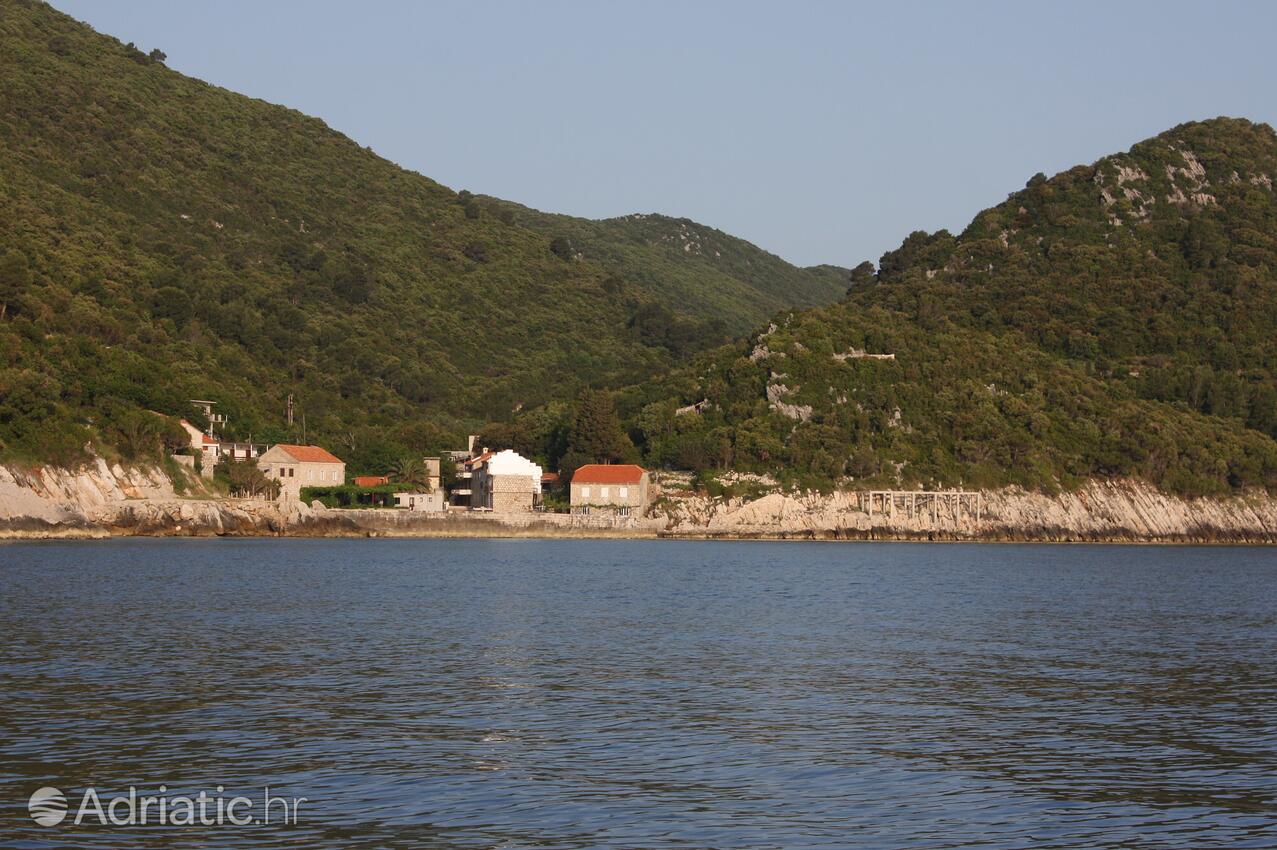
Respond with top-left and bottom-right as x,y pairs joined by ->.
477,198 -> 847,332
5,0 -> 1275,497
0,0 -> 841,470
508,119 -> 1277,497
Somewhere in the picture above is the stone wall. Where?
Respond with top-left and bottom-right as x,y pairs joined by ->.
490,474 -> 534,513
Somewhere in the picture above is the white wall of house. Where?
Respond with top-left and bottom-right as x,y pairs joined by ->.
471,450 -> 543,511
485,450 -> 544,493
395,491 -> 445,512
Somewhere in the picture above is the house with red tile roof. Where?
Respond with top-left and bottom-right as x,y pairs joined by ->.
257,444 -> 346,502
570,464 -> 650,516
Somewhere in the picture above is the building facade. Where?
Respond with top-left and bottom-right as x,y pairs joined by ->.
178,420 -> 266,476
179,419 -> 220,477
470,449 -> 543,512
394,490 -> 445,512
570,464 -> 650,516
257,444 -> 346,502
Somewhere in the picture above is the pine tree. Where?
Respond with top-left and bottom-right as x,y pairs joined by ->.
567,390 -> 634,464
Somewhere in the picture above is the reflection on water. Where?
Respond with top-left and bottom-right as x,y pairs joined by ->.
1,539 -> 1274,847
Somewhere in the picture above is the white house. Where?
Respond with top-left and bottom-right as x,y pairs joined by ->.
394,491 -> 445,512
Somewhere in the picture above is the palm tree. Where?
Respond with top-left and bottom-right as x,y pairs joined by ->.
390,456 -> 432,491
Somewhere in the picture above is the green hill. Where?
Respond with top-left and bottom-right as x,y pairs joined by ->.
592,118 -> 1277,497
476,199 -> 847,331
0,0 -> 844,471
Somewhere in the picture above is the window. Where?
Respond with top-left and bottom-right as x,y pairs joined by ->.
619,487 -> 628,498
600,487 -> 609,499
618,506 -> 630,517
581,486 -> 590,498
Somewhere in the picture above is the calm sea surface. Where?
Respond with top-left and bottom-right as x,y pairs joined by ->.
0,539 -> 1275,848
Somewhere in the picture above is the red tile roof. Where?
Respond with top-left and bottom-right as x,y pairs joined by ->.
201,434 -> 218,445
276,444 -> 345,464
465,451 -> 494,467
353,475 -> 389,487
571,464 -> 646,485
541,471 -> 561,483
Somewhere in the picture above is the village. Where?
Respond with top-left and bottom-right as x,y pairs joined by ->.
176,400 -> 654,520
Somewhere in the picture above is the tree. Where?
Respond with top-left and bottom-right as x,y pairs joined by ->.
331,262 -> 373,303
567,389 -> 634,464
221,460 -> 280,499
0,250 -> 31,319
150,286 -> 193,324
390,456 -> 432,490
847,261 -> 876,291
549,236 -> 573,260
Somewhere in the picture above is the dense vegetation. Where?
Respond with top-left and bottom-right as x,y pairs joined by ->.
477,199 -> 847,333
5,2 -> 1276,499
503,119 -> 1277,497
0,0 -> 842,471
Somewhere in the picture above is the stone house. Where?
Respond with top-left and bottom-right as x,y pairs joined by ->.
470,449 -> 542,512
257,444 -> 346,502
178,419 -> 265,475
570,464 -> 651,516
178,419 -> 220,477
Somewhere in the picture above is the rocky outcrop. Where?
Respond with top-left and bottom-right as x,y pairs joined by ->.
0,459 -> 299,539
1,460 -> 1274,543
650,479 -> 1277,543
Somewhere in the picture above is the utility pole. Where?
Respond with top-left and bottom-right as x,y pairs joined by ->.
286,393 -> 294,426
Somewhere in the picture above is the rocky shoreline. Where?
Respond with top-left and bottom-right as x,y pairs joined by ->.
2,461 -> 1276,544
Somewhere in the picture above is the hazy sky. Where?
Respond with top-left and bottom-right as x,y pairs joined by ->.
55,1 -> 1277,268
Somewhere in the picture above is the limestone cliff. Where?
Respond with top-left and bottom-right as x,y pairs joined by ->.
0,460 -> 297,538
1,460 -> 1274,543
649,479 -> 1277,543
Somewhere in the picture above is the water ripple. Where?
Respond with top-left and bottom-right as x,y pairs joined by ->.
0,539 -> 1274,848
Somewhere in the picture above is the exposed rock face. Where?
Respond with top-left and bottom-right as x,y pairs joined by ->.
650,479 -> 1277,543
0,460 -> 299,538
1,461 -> 1275,543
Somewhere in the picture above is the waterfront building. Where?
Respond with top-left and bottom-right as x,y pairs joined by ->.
570,464 -> 650,516
257,444 -> 346,502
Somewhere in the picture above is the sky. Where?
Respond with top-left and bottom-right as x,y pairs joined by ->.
54,1 -> 1277,268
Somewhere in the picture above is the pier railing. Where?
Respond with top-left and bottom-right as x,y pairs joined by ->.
859,490 -> 982,524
